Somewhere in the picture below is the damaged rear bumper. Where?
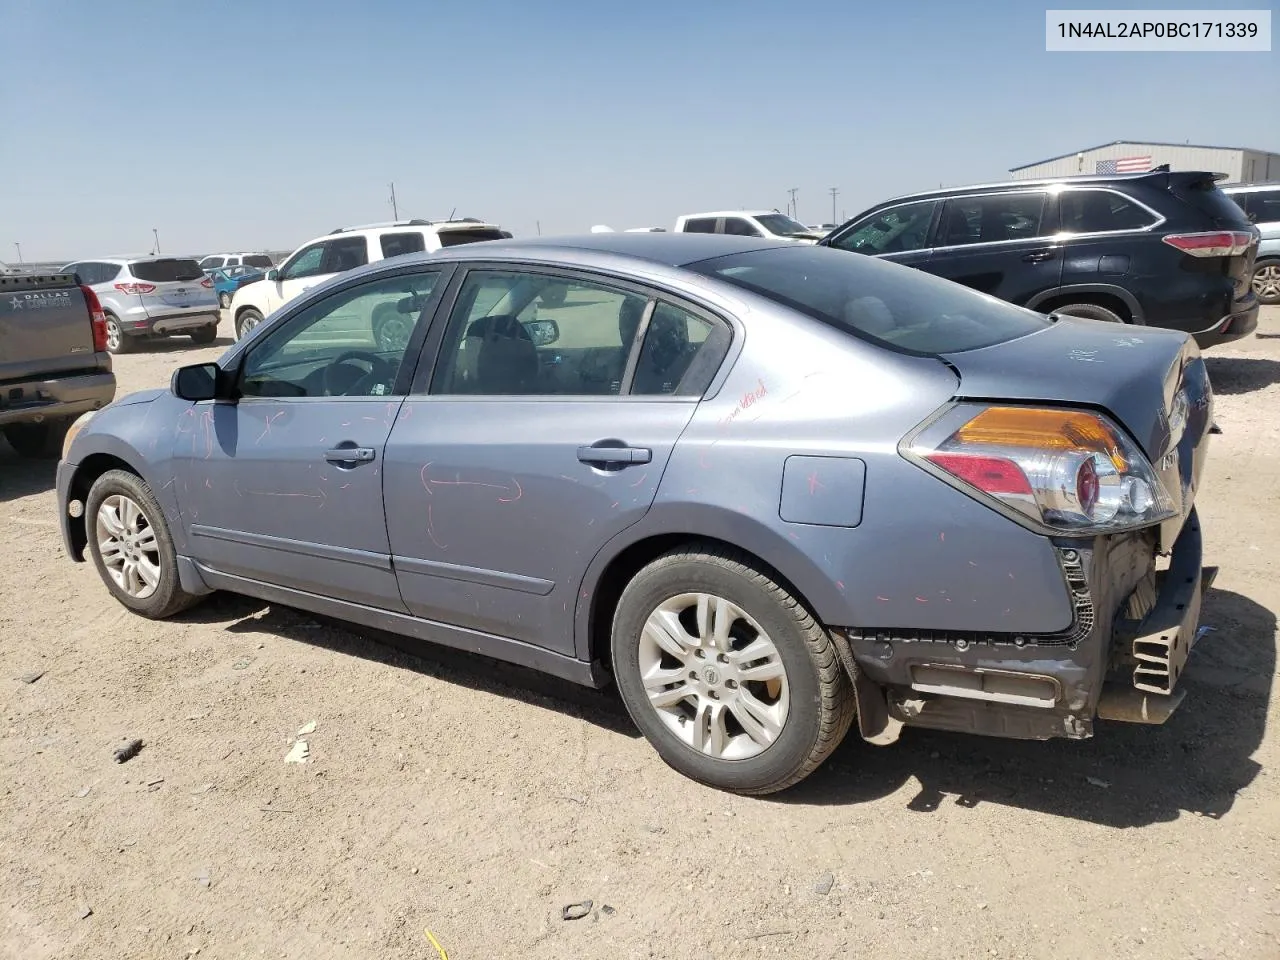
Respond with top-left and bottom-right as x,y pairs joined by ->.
835,509 -> 1213,744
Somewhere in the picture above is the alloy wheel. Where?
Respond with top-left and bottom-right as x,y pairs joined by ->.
637,592 -> 790,760
96,494 -> 162,599
1253,263 -> 1280,302
105,318 -> 122,352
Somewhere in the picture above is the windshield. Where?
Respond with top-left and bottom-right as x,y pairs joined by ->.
688,245 -> 1050,355
754,214 -> 814,237
130,258 -> 204,282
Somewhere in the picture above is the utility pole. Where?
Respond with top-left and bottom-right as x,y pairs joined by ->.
388,182 -> 399,220
152,228 -> 161,255
829,188 -> 839,224
787,187 -> 799,221
13,242 -> 22,264
536,220 -> 541,236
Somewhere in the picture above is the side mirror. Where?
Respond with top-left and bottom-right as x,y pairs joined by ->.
525,318 -> 560,347
172,362 -> 226,402
266,268 -> 280,282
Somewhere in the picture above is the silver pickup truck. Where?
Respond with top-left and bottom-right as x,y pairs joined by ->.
1,273 -> 116,458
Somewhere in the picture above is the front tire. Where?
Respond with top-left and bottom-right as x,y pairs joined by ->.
1252,259 -> 1280,305
235,308 -> 264,340
611,545 -> 854,795
3,418 -> 70,459
1052,302 -> 1126,324
85,469 -> 201,619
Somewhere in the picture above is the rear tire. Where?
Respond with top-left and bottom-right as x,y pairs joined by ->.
104,314 -> 132,354
3,419 -> 70,459
190,325 -> 218,345
1052,302 -> 1126,324
1252,258 -> 1280,305
85,469 -> 201,619
235,308 -> 264,340
611,544 -> 855,795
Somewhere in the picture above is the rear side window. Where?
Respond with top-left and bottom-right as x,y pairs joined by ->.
201,256 -> 225,269
682,218 -> 717,234
130,258 -> 203,282
1235,189 -> 1280,224
689,244 -> 1049,355
242,254 -> 274,269
381,232 -> 428,258
938,193 -> 1048,246
1060,190 -> 1158,233
436,228 -> 506,248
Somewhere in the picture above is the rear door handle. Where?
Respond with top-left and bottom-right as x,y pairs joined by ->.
325,446 -> 376,463
577,445 -> 652,465
1022,249 -> 1058,262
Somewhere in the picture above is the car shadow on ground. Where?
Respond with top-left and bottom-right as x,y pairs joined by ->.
1204,356 -> 1280,394
0,439 -> 58,501
176,593 -> 640,738
780,587 -> 1274,828
128,335 -> 235,354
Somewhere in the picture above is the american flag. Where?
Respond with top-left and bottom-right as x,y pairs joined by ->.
1096,156 -> 1153,174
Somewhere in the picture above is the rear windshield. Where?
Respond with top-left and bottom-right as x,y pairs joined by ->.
242,254 -> 274,269
1170,177 -> 1251,228
131,258 -> 204,282
688,245 -> 1050,355
437,227 -> 506,247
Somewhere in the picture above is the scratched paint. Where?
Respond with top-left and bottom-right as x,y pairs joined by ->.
255,410 -> 286,445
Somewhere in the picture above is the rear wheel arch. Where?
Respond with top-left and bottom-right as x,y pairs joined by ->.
1030,286 -> 1139,323
581,527 -> 835,677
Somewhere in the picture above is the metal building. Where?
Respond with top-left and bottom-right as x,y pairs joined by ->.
1009,140 -> 1280,184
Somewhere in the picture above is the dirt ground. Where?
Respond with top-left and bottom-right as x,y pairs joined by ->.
3,308 -> 1278,960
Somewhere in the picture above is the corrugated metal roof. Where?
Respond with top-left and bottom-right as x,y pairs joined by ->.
1010,139 -> 1276,172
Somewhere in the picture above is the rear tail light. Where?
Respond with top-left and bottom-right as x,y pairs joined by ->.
200,276 -> 213,288
81,285 -> 109,353
114,282 -> 157,295
905,404 -> 1176,535
1161,231 -> 1256,257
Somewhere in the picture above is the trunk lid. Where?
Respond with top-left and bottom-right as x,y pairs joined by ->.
130,258 -> 218,315
0,275 -> 98,382
1163,171 -> 1258,301
941,317 -> 1212,546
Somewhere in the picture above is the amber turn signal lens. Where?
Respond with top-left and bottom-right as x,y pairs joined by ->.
953,406 -> 1127,470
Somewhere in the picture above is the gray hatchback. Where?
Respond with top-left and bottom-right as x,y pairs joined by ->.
55,234 -> 1216,794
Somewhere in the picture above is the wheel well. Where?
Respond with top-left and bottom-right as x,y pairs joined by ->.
586,534 -> 814,673
66,454 -> 140,559
1035,291 -> 1132,321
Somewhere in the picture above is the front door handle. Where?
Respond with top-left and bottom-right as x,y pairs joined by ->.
1022,249 -> 1058,262
325,446 -> 376,464
577,444 -> 652,465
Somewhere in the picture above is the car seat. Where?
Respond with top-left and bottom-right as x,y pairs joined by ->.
464,314 -> 538,394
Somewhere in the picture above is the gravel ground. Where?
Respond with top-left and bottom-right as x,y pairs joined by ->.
2,308 -> 1278,959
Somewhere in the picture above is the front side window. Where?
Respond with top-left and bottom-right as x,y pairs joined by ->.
1059,190 -> 1157,233
320,236 -> 369,274
829,200 -> 939,255
722,217 -> 763,237
431,270 -> 650,397
937,193 -> 1048,247
279,244 -> 326,282
682,218 -> 717,234
754,213 -> 813,237
689,244 -> 1049,355
239,271 -> 441,399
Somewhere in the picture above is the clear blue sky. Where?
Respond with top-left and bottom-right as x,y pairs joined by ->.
1,0 -> 1275,260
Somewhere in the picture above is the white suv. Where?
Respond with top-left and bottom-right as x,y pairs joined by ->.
673,211 -> 824,242
229,219 -> 508,339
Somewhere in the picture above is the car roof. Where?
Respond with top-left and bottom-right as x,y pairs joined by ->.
679,210 -> 779,219
421,232 -> 789,268
869,170 -> 1204,207
1223,181 -> 1280,192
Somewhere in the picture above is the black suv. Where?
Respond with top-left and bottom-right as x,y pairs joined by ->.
822,170 -> 1259,348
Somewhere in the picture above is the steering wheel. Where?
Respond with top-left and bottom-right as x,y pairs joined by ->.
323,350 -> 395,396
